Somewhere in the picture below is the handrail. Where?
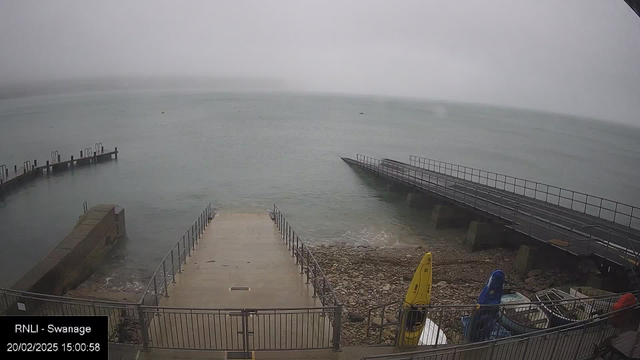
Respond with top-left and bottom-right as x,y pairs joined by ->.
366,290 -> 638,313
272,204 -> 340,307
138,204 -> 213,305
272,204 -> 342,350
0,287 -> 139,306
354,154 -> 639,269
409,155 -> 640,230
364,301 -> 640,359
0,283 -> 632,314
364,290 -> 638,345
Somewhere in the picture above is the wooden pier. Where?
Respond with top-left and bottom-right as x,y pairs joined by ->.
0,145 -> 118,196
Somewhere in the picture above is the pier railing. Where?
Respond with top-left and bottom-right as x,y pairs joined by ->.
409,155 -> 640,230
139,204 -> 214,305
354,154 -> 640,267
1,283 -> 636,352
363,302 -> 640,360
272,204 -> 342,350
1,144 -> 118,196
0,288 -> 144,345
365,290 -> 636,347
272,205 -> 340,308
140,305 -> 337,350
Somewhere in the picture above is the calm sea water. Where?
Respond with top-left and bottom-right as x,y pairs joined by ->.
1,90 -> 639,288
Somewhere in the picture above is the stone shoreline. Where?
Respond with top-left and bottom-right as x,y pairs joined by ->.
311,243 -> 599,346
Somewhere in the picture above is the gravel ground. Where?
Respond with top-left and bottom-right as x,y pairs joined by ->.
311,242 -> 599,346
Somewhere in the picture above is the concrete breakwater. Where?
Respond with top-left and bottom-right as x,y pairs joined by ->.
11,204 -> 126,297
0,144 -> 118,196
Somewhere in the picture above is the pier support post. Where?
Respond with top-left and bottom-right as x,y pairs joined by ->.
464,221 -> 505,251
514,245 -> 539,274
430,205 -> 472,229
115,147 -> 118,159
387,182 -> 412,193
406,193 -> 435,210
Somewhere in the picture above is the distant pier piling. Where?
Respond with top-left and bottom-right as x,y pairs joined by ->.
0,144 -> 119,196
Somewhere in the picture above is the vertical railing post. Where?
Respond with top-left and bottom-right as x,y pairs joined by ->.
306,250 -> 311,283
573,324 -> 588,359
153,277 -> 159,306
138,305 -> 150,351
548,330 -> 562,358
300,244 -> 305,274
312,263 -> 318,298
295,236 -> 299,263
323,277 -> 327,305
162,260 -> 169,297
171,250 -> 176,283
177,241 -> 182,272
187,230 -> 192,257
333,304 -> 342,351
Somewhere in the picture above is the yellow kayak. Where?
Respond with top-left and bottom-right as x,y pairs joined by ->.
400,252 -> 432,346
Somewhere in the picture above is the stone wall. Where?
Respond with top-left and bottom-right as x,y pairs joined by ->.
11,204 -> 126,295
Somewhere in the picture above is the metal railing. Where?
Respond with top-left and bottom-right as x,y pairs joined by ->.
0,285 -> 340,351
2,281 -> 636,353
273,205 -> 340,307
363,302 -> 640,360
272,204 -> 342,350
365,291 -> 635,347
139,204 -> 214,305
354,154 -> 640,268
141,305 -> 337,351
409,155 -> 640,231
393,157 -> 640,267
0,288 -> 144,345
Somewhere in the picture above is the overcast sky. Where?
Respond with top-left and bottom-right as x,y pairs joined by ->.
1,0 -> 639,125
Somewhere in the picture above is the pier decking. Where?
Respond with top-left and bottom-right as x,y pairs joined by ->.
343,155 -> 640,272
